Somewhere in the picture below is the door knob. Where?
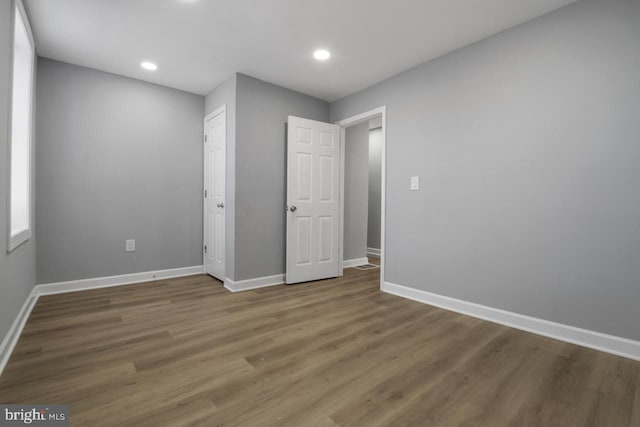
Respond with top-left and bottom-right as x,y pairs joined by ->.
289,205 -> 297,212
217,202 -> 224,208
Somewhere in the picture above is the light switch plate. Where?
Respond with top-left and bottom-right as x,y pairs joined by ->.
410,176 -> 419,190
126,239 -> 136,252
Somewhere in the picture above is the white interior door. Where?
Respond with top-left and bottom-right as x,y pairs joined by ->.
204,107 -> 226,281
286,116 -> 341,284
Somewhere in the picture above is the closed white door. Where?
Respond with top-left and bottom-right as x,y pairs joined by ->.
286,116 -> 341,284
204,107 -> 226,281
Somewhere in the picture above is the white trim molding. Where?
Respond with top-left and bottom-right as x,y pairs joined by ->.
335,106 -> 386,289
367,247 -> 381,258
224,274 -> 285,292
0,288 -> 38,376
342,258 -> 369,268
7,0 -> 36,254
382,282 -> 640,361
35,265 -> 204,296
8,229 -> 31,252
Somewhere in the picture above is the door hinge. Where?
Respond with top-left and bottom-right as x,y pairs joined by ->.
204,134 -> 207,143
204,245 -> 207,254
204,189 -> 208,198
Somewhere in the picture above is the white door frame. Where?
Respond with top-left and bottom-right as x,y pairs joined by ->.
335,106 -> 387,289
203,104 -> 226,279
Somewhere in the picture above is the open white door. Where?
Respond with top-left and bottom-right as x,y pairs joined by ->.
204,106 -> 226,281
286,116 -> 341,284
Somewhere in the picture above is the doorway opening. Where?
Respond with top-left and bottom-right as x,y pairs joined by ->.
284,107 -> 386,288
337,107 -> 386,289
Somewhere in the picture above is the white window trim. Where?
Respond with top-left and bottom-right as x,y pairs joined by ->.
9,229 -> 31,252
7,0 -> 35,252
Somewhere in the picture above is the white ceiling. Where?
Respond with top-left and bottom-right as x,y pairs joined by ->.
25,0 -> 578,101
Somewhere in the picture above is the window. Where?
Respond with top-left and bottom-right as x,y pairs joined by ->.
8,1 -> 34,251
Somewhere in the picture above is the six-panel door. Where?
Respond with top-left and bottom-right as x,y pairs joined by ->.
204,108 -> 225,281
286,116 -> 340,284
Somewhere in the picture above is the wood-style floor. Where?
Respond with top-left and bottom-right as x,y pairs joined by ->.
1,263 -> 639,426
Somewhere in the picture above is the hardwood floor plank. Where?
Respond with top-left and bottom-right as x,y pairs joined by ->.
631,371 -> 640,427
329,322 -> 503,427
0,269 -> 637,426
117,396 -> 217,427
232,312 -> 470,426
69,358 -> 252,424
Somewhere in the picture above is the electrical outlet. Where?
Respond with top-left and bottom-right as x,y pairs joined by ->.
410,176 -> 420,190
125,239 -> 136,252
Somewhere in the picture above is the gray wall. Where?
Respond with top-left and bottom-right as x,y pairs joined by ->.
205,74 -> 237,281
0,0 -> 37,349
235,74 -> 329,281
330,0 -> 640,341
368,126 -> 382,251
36,59 -> 204,283
344,122 -> 369,260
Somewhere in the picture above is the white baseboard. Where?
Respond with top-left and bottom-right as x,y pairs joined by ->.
367,247 -> 381,258
224,274 -> 285,292
343,257 -> 369,268
225,258 -> 375,292
0,288 -> 39,376
35,265 -> 204,296
382,282 -> 640,361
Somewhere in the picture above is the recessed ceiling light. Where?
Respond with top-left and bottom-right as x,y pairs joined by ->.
313,49 -> 331,61
141,61 -> 158,71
